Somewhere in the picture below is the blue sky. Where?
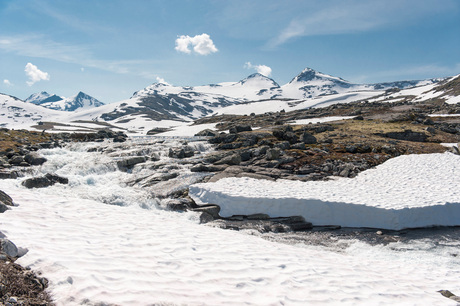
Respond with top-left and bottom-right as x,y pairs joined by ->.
1,0 -> 459,103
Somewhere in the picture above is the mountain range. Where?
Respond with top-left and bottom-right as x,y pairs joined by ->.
1,67 -> 458,133
25,91 -> 104,111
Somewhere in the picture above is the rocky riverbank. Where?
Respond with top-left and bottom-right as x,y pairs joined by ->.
0,190 -> 53,305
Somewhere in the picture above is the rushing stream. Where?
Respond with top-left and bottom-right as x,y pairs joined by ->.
1,137 -> 460,305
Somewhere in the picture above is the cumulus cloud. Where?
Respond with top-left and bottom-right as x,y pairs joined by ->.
155,76 -> 170,85
3,79 -> 13,87
175,33 -> 218,55
25,62 -> 50,86
244,62 -> 272,77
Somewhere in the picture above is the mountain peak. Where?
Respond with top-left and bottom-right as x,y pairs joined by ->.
239,73 -> 280,88
289,67 -> 351,85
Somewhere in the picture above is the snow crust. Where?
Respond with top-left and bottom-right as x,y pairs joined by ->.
0,141 -> 459,305
190,153 -> 460,230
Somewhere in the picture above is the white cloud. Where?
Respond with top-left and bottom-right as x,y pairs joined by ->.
81,67 -> 85,72
175,34 -> 218,55
244,62 -> 272,77
24,62 -> 50,86
155,76 -> 170,85
3,79 -> 13,87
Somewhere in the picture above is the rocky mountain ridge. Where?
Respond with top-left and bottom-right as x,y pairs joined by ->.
25,91 -> 104,112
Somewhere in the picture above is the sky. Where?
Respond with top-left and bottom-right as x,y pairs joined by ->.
1,0 -> 460,103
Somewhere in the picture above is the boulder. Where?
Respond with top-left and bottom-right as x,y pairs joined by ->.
193,204 -> 221,220
266,148 -> 281,160
378,130 -> 428,142
301,132 -> 317,144
168,147 -> 194,159
24,152 -> 47,166
215,153 -> 241,165
116,156 -> 147,168
22,173 -> 69,189
0,238 -> 18,257
195,129 -> 218,137
8,155 -> 24,165
0,190 -> 14,207
229,125 -> 252,134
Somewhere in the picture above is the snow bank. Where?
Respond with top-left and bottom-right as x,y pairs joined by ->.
190,153 -> 460,230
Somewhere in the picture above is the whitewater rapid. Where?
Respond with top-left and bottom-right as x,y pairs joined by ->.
0,138 -> 459,305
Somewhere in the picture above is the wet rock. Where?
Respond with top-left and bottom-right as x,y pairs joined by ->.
22,173 -> 69,189
190,164 -> 227,172
24,152 -> 47,166
161,198 -> 196,211
8,155 -> 24,166
116,156 -> 147,168
0,239 -> 18,257
194,205 -> 221,223
0,190 -> 13,207
168,147 -> 194,159
438,290 -> 460,302
0,170 -> 19,179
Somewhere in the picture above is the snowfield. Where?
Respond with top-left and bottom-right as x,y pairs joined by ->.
0,140 -> 460,305
190,153 -> 460,230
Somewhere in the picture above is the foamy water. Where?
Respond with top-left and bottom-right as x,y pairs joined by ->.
1,138 -> 459,305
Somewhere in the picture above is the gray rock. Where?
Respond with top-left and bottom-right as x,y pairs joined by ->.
274,141 -> 290,150
24,152 -> 47,166
194,205 -> 221,222
229,125 -> 252,134
265,148 -> 281,160
215,153 -> 241,165
379,129 -> 428,142
8,155 -> 24,165
116,156 -> 147,168
291,142 -> 306,150
0,203 -> 9,213
0,169 -> 19,179
0,239 -> 18,257
195,129 -> 218,137
301,132 -> 317,144
0,190 -> 13,206
22,173 -> 69,188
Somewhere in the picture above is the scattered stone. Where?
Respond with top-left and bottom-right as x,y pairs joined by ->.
0,239 -> 18,257
0,190 -> 14,207
378,130 -> 428,142
301,132 -> 317,144
22,173 -> 69,189
229,125 -> 252,134
116,156 -> 147,169
215,153 -> 241,165
265,148 -> 281,160
24,152 -> 47,166
195,129 -> 218,137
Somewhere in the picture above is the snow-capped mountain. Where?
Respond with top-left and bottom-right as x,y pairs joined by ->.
98,68 -> 443,123
25,91 -> 64,105
0,93 -> 63,129
26,91 -> 104,112
102,74 -> 282,122
2,67 -> 457,134
281,68 -> 441,99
